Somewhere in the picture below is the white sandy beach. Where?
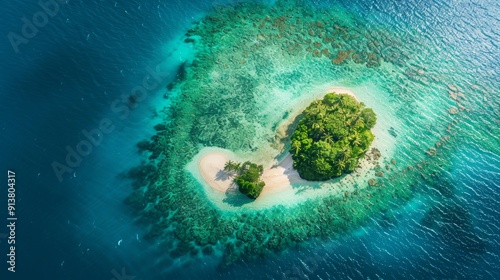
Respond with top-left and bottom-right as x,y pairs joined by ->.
198,152 -> 235,192
194,87 -> 374,198
184,85 -> 398,210
198,151 -> 309,195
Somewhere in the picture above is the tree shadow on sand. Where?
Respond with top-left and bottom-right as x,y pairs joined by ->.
214,169 -> 254,207
222,185 -> 254,207
273,111 -> 330,195
215,169 -> 232,181
274,111 -> 305,156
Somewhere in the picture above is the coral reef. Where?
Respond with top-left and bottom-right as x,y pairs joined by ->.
123,0 -> 481,268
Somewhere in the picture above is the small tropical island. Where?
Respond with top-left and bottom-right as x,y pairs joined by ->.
190,91 -> 377,201
290,93 -> 376,180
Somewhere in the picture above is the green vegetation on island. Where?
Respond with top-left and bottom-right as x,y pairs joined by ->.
290,93 -> 377,180
224,160 -> 265,199
121,0 -> 472,266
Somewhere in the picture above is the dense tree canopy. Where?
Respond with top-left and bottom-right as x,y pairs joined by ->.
290,93 -> 376,180
224,160 -> 265,199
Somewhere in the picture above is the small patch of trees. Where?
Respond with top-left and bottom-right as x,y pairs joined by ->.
224,160 -> 265,199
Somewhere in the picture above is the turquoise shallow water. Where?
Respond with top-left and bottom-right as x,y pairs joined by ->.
0,0 -> 498,279
125,0 -> 499,278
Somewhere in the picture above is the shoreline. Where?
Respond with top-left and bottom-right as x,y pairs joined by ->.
198,152 -> 235,192
272,86 -> 361,160
197,151 -> 309,196
187,87 -> 388,206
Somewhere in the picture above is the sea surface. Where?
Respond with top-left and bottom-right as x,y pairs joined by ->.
0,0 -> 498,279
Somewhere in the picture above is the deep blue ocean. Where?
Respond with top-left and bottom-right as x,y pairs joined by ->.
0,0 -> 498,279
